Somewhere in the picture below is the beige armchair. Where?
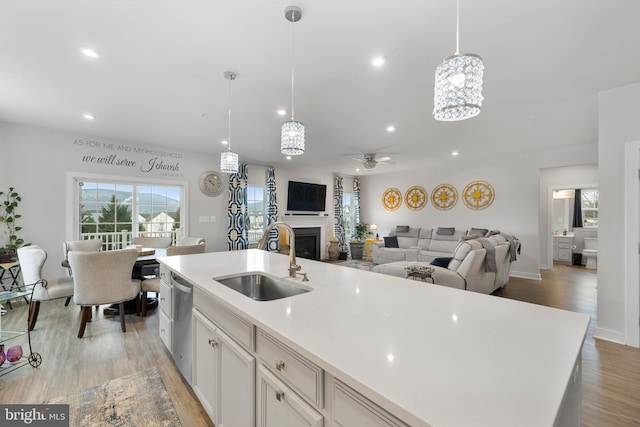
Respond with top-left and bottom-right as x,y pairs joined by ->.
62,239 -> 103,276
17,246 -> 75,331
68,249 -> 141,338
179,237 -> 205,246
138,244 -> 205,316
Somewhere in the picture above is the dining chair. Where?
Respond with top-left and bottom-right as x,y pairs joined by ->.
62,239 -> 103,275
17,246 -> 75,331
179,237 -> 205,246
138,244 -> 205,316
131,236 -> 172,248
68,249 -> 140,338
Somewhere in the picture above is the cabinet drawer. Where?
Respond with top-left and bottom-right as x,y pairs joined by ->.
193,287 -> 253,351
256,329 -> 323,407
558,242 -> 572,249
159,280 -> 172,317
333,379 -> 409,427
159,264 -> 170,282
159,310 -> 172,352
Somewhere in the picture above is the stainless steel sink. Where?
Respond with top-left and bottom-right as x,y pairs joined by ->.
215,273 -> 311,301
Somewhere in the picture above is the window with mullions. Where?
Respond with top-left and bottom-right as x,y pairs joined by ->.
78,180 -> 184,249
581,189 -> 599,227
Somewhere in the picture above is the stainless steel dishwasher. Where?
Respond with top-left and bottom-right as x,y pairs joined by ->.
171,272 -> 193,385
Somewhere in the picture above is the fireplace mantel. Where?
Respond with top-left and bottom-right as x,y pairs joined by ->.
279,214 -> 332,259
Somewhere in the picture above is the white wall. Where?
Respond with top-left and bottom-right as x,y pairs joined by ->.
359,145 -> 597,280
0,122 -> 226,278
598,81 -> 640,346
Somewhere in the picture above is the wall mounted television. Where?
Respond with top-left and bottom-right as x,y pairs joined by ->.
287,181 -> 327,212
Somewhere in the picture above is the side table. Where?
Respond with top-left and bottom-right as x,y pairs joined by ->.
0,261 -> 26,309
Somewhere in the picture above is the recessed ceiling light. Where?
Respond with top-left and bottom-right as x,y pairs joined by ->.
451,151 -> 459,156
277,109 -> 287,116
386,125 -> 395,132
371,56 -> 386,67
83,113 -> 95,120
355,168 -> 360,172
286,155 -> 292,160
221,140 -> 228,145
80,47 -> 101,58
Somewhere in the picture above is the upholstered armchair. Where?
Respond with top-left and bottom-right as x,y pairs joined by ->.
68,249 -> 141,338
17,246 -> 75,331
62,239 -> 103,276
179,237 -> 205,246
131,236 -> 172,248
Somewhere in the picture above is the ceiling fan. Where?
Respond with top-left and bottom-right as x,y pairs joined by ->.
348,152 -> 397,169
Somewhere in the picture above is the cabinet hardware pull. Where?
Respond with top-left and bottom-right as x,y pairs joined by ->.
276,390 -> 284,401
208,339 -> 218,347
275,360 -> 285,371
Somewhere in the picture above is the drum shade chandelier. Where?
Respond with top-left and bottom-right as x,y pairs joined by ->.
433,0 -> 484,121
281,6 -> 305,156
220,71 -> 239,174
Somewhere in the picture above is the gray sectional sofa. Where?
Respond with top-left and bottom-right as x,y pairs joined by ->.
371,226 -> 473,264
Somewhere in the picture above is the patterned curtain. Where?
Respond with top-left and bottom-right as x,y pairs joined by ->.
227,163 -> 248,250
354,177 -> 361,225
334,175 -> 345,249
265,167 -> 279,251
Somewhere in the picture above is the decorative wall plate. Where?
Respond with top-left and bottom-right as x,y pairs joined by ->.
404,186 -> 428,210
462,180 -> 495,210
431,184 -> 458,210
382,187 -> 402,211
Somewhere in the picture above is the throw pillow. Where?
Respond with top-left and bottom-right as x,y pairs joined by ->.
384,236 -> 399,248
430,257 -> 452,268
468,227 -> 489,238
396,225 -> 410,233
436,227 -> 455,236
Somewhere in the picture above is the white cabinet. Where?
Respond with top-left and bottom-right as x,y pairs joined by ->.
158,265 -> 172,351
553,235 -> 573,263
192,308 -> 255,426
329,377 -> 409,427
256,364 -> 323,427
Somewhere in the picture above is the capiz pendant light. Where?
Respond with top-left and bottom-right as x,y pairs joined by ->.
433,0 -> 484,121
281,6 -> 305,155
220,71 -> 239,174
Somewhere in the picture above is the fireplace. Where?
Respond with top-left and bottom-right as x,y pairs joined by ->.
294,227 -> 321,260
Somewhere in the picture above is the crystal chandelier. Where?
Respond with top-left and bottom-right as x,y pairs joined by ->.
433,0 -> 484,121
281,6 -> 305,156
220,71 -> 239,174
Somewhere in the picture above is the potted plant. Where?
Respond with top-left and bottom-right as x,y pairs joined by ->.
0,187 -> 29,263
349,222 -> 372,260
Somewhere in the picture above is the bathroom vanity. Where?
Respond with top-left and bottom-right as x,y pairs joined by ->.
158,249 -> 589,427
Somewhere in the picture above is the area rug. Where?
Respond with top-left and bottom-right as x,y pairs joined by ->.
46,368 -> 182,427
324,259 -> 375,272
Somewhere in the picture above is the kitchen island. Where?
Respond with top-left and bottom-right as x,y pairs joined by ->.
158,249 -> 589,427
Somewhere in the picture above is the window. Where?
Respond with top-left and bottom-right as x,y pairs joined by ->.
76,178 -> 184,250
581,189 -> 599,227
247,185 -> 265,244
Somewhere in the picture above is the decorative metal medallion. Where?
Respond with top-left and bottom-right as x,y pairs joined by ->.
462,180 -> 495,210
431,184 -> 458,210
382,187 -> 402,211
404,186 -> 428,211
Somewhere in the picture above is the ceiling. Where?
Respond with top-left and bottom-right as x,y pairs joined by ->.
1,0 -> 639,175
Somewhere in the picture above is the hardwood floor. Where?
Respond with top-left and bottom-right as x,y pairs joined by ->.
1,264 -> 638,426
496,264 -> 640,426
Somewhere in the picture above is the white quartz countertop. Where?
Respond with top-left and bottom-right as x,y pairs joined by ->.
159,249 -> 590,427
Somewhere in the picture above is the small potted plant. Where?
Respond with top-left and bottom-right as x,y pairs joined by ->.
0,187 -> 29,262
349,222 -> 371,260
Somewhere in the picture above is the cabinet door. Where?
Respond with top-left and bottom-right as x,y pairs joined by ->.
333,380 -> 409,427
218,328 -> 255,427
192,309 -> 218,422
257,364 -> 323,427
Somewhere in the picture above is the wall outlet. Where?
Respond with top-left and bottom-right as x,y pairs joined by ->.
210,216 -> 216,222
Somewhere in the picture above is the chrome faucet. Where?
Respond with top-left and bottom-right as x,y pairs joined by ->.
258,221 -> 307,280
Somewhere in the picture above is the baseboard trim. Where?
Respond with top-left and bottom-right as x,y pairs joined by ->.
593,327 -> 627,345
510,271 -> 542,281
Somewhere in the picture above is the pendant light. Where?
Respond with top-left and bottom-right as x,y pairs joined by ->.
220,71 -> 239,174
281,6 -> 305,155
433,0 -> 484,121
